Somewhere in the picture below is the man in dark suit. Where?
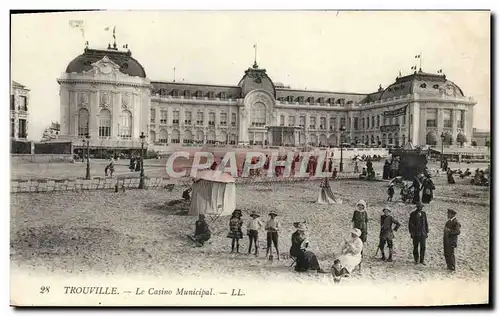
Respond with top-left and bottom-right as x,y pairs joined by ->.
443,209 -> 461,271
408,202 -> 429,265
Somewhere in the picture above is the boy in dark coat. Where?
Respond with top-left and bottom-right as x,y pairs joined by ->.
443,209 -> 461,271
379,208 -> 400,262
408,202 -> 429,265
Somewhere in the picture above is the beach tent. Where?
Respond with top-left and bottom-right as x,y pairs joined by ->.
188,170 -> 236,220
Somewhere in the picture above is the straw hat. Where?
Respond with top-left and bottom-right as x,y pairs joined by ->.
351,228 -> 362,237
382,208 -> 391,213
250,211 -> 260,218
268,210 -> 278,216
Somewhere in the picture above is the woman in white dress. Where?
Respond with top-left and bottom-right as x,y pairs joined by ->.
335,228 -> 364,276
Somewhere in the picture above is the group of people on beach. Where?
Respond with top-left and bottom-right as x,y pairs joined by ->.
188,183 -> 461,283
209,152 -> 338,178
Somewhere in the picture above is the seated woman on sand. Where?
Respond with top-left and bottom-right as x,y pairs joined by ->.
188,214 -> 211,247
289,223 -> 326,273
334,228 -> 364,277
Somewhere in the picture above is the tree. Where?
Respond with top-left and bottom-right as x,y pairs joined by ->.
40,121 -> 60,142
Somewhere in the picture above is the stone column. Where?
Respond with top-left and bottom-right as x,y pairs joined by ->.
451,109 -> 458,144
112,92 -> 120,139
90,91 -> 99,141
238,106 -> 249,145
59,87 -> 70,136
437,108 -> 444,145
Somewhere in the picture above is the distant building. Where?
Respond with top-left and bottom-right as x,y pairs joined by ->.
57,44 -> 477,153
10,81 -> 29,140
471,128 -> 490,147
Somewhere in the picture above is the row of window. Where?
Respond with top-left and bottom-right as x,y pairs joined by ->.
78,108 -> 133,139
151,109 -> 238,127
154,89 -> 357,106
150,130 -> 237,145
426,109 -> 465,128
10,118 -> 27,138
276,96 -> 350,105
155,89 -> 235,100
277,114 -> 401,131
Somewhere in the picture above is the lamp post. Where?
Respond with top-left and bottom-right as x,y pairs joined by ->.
83,134 -> 91,180
138,132 -> 146,189
440,132 -> 445,169
339,125 -> 346,172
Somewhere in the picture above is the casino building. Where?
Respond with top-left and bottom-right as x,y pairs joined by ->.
57,44 -> 476,153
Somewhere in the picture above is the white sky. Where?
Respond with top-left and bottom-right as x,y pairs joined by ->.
11,10 -> 490,140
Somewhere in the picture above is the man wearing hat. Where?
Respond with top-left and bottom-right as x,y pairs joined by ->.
379,208 -> 401,262
247,211 -> 264,256
408,202 -> 429,265
265,210 -> 281,260
443,209 -> 461,271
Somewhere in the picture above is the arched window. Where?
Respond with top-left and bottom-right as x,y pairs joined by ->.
119,110 -> 132,139
219,131 -> 227,144
229,133 -> 237,145
78,108 -> 89,137
171,129 -> 180,143
251,102 -> 266,127
388,133 -> 393,144
442,132 -> 453,146
426,131 -> 437,146
456,133 -> 467,145
196,130 -> 204,144
207,130 -> 216,144
184,90 -> 191,98
183,130 -> 193,144
149,130 -> 156,143
171,89 -> 179,97
159,129 -> 168,143
98,109 -> 111,138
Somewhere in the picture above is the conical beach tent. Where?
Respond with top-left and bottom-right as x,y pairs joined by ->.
188,170 -> 236,220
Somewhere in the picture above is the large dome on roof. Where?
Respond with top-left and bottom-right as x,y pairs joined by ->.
378,70 -> 464,101
65,48 -> 147,78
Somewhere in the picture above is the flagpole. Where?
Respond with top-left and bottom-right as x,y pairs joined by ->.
419,52 -> 422,71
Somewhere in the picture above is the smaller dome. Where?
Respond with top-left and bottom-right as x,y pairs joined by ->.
65,48 -> 146,78
237,64 -> 276,98
378,70 -> 465,101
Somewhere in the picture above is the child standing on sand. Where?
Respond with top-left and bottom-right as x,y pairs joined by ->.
387,183 -> 395,201
227,209 -> 244,253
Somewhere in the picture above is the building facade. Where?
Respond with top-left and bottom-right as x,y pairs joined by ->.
471,128 -> 490,147
58,47 -> 476,152
10,81 -> 29,140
